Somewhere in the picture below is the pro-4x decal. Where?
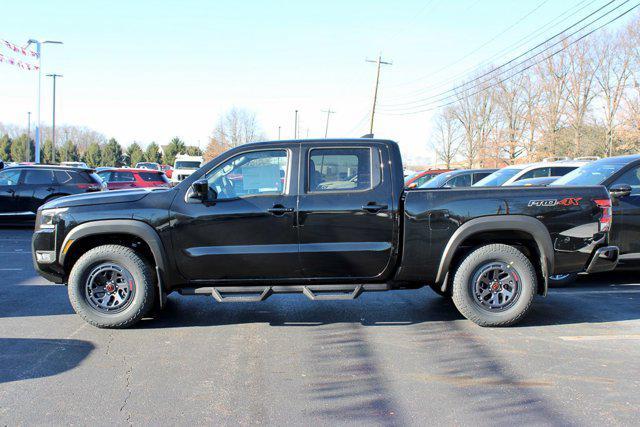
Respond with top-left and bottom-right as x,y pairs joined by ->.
528,197 -> 582,207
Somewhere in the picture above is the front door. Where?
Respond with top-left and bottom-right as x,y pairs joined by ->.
171,146 -> 301,281
0,169 -> 22,215
297,144 -> 395,279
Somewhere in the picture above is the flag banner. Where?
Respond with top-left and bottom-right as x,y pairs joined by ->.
0,52 -> 39,70
1,39 -> 39,58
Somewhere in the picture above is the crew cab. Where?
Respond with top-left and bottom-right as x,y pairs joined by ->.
32,139 -> 618,328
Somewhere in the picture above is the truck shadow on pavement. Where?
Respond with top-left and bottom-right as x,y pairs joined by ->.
0,338 -> 94,384
0,283 -> 75,318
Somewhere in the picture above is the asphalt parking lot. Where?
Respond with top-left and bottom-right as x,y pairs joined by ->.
1,228 -> 639,425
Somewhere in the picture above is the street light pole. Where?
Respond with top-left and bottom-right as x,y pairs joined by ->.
47,74 -> 63,163
27,112 -> 31,161
26,39 -> 63,163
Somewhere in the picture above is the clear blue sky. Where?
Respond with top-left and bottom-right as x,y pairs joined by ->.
0,0 -> 632,162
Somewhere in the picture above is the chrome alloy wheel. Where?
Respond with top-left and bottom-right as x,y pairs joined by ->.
85,263 -> 135,313
471,261 -> 520,311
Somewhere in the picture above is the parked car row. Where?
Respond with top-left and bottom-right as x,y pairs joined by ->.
0,163 -> 172,223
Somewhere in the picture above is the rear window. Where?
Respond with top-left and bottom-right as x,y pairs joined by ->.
23,169 -> 54,184
175,161 -> 201,169
138,172 -> 169,183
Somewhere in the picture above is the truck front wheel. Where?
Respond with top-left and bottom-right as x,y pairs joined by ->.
451,244 -> 536,327
67,244 -> 156,328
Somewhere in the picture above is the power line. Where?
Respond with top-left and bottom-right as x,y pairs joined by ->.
386,0 -> 553,91
382,0 -> 600,101
380,0 -> 630,112
380,1 -> 640,116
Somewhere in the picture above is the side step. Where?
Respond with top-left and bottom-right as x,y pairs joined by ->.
179,284 -> 388,302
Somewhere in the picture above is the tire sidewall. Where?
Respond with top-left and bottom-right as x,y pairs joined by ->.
68,245 -> 153,328
453,244 -> 536,326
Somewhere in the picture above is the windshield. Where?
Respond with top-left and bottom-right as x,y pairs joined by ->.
551,162 -> 625,186
420,172 -> 455,188
175,161 -> 201,169
473,167 -> 523,187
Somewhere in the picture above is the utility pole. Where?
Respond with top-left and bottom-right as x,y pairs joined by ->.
25,39 -> 63,163
365,55 -> 392,136
278,125 -> 281,140
321,108 -> 336,138
47,73 -> 63,163
294,110 -> 299,139
27,112 -> 31,161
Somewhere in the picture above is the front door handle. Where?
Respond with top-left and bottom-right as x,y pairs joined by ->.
268,204 -> 294,216
362,202 -> 388,213
6,189 -> 15,195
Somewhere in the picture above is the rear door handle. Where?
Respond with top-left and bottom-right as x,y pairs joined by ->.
362,203 -> 388,213
268,204 -> 294,216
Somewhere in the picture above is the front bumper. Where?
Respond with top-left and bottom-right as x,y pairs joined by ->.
32,228 -> 65,283
585,246 -> 619,274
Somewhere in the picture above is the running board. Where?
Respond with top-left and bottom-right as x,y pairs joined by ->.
179,284 -> 388,302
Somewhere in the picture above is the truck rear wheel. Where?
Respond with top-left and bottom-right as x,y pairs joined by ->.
451,244 -> 536,327
67,244 -> 156,328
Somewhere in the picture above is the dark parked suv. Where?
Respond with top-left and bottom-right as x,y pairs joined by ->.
0,165 -> 104,223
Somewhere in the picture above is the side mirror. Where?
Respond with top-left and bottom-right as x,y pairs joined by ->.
609,184 -> 632,198
189,179 -> 210,202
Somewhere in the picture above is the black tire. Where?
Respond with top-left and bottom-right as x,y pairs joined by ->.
451,244 -> 536,327
68,244 -> 156,328
548,273 -> 578,286
429,283 -> 452,298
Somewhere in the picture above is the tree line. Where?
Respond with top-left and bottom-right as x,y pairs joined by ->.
429,14 -> 640,168
0,128 -> 202,168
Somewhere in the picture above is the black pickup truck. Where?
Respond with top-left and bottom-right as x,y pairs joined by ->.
32,139 -> 618,328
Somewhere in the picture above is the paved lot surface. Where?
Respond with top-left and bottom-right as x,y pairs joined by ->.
1,228 -> 639,426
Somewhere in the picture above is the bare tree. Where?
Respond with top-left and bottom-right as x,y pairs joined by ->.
565,39 -> 600,156
520,72 -> 542,160
492,73 -> 527,163
453,73 -> 495,168
536,48 -> 569,157
430,106 -> 462,168
211,107 -> 265,148
598,24 -> 634,155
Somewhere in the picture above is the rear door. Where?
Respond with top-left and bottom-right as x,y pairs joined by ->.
472,171 -> 493,184
16,169 -> 56,214
297,143 -> 395,279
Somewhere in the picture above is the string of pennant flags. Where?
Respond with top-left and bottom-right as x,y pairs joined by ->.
0,39 -> 39,71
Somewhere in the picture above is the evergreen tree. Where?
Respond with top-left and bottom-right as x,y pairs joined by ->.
186,146 -> 203,156
101,138 -> 123,166
163,137 -> 186,166
0,134 -> 12,161
41,139 -> 58,164
10,134 -> 32,162
59,140 -> 80,162
127,142 -> 145,166
83,142 -> 102,167
145,142 -> 162,164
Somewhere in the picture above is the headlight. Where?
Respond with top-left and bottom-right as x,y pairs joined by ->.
38,207 -> 68,230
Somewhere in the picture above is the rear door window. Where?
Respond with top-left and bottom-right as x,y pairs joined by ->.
138,172 -> 168,182
22,169 -> 54,185
446,173 -> 471,188
308,147 -> 379,192
550,166 -> 577,176
519,167 -> 550,180
111,171 -> 136,182
472,172 -> 492,184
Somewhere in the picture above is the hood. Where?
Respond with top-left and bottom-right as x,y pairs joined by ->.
42,188 -> 164,209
